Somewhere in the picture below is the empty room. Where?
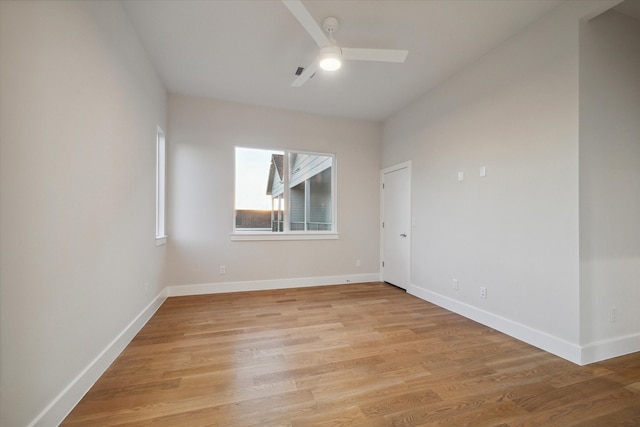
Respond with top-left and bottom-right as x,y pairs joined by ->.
1,0 -> 639,426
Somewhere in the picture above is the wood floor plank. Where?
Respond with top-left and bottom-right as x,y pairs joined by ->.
62,282 -> 640,426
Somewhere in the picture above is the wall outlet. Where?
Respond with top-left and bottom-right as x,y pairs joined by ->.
457,170 -> 464,182
356,259 -> 361,268
480,286 -> 487,299
452,279 -> 459,291
610,307 -> 617,323
219,265 -> 226,275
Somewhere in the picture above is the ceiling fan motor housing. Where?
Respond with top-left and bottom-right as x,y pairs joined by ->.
322,17 -> 339,36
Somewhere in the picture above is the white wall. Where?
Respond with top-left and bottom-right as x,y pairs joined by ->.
167,95 -> 382,291
382,1 -> 622,363
579,9 -> 640,359
0,1 -> 167,426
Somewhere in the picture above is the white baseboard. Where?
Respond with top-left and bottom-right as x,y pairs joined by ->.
30,289 -> 168,427
580,333 -> 640,365
167,273 -> 381,297
407,284 -> 584,365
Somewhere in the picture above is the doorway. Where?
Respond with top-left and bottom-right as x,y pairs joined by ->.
381,161 -> 411,289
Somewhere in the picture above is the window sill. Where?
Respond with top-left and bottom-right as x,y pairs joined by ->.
155,236 -> 167,246
230,232 -> 339,241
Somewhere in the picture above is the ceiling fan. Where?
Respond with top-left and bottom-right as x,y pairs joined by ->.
282,0 -> 409,87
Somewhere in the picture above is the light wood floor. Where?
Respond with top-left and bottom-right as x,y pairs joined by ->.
62,282 -> 640,426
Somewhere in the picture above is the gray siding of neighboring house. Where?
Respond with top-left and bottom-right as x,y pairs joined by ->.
309,167 -> 331,225
268,154 -> 285,197
271,179 -> 284,199
290,153 -> 332,188
290,183 -> 305,230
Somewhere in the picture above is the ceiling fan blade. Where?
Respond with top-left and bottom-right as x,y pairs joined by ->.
342,48 -> 408,63
281,0 -> 329,48
291,61 -> 319,87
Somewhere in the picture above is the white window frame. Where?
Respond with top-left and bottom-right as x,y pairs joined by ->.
155,126 -> 167,246
231,147 -> 339,241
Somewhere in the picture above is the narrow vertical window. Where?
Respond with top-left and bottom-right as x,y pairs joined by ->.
155,126 -> 166,244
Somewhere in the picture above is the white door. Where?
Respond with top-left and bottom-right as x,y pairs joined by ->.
381,162 -> 411,289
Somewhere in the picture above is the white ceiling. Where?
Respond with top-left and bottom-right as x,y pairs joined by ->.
122,0 -> 573,121
615,0 -> 640,19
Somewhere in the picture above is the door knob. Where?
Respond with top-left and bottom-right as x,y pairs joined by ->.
400,233 -> 407,237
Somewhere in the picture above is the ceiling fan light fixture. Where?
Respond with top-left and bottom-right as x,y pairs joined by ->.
318,45 -> 342,71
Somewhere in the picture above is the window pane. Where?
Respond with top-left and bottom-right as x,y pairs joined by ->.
290,182 -> 305,231
235,147 -> 284,232
309,166 -> 332,230
156,127 -> 166,238
288,152 -> 333,232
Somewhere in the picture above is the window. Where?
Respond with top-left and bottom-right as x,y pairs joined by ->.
155,126 -> 166,244
233,147 -> 337,240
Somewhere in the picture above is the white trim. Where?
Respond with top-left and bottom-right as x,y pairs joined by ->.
29,290 -> 168,427
580,333 -> 640,365
155,127 -> 166,239
155,236 -> 167,246
167,273 -> 381,297
407,284 -> 584,365
381,161 -> 412,175
230,232 -> 339,241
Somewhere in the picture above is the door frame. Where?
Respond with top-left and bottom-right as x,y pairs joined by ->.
380,161 -> 412,288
